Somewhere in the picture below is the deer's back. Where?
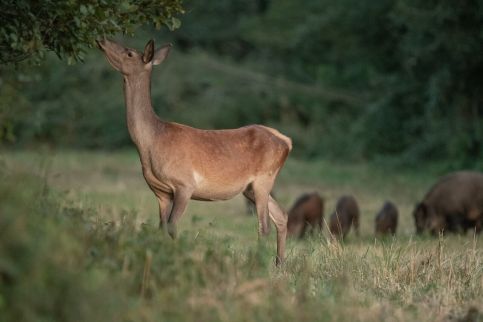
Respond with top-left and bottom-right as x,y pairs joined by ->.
158,123 -> 290,173
144,122 -> 292,200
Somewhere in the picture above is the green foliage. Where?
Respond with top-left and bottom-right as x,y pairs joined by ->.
171,0 -> 483,164
0,77 -> 28,143
0,0 -> 184,64
355,0 -> 483,165
1,0 -> 482,166
9,54 -> 130,148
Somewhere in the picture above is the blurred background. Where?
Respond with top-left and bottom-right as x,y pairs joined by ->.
1,3 -> 483,321
1,0 -> 482,168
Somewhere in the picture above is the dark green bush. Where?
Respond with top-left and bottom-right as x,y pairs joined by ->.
1,0 -> 482,167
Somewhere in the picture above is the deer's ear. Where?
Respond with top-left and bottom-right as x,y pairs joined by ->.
152,44 -> 172,65
143,39 -> 155,63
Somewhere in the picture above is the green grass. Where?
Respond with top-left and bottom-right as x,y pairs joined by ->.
1,149 -> 482,322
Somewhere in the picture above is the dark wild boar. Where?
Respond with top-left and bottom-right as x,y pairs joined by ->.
375,201 -> 398,236
287,192 -> 324,238
329,195 -> 360,239
413,171 -> 483,235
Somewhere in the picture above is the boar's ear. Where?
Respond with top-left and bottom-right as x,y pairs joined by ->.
415,202 -> 428,217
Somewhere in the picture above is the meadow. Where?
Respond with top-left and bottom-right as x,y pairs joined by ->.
1,150 -> 482,322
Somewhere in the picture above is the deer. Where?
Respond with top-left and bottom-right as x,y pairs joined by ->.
97,39 -> 292,265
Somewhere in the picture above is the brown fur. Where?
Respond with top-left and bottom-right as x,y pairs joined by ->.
98,39 -> 292,265
287,192 -> 324,238
413,171 -> 483,235
329,195 -> 360,239
375,201 -> 398,236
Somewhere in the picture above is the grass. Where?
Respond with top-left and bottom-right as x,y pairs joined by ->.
0,149 -> 482,322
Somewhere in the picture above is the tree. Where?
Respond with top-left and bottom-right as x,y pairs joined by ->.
0,0 -> 184,64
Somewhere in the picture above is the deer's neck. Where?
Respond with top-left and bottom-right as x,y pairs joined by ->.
123,73 -> 161,150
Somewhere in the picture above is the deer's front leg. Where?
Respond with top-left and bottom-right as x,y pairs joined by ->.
167,187 -> 193,239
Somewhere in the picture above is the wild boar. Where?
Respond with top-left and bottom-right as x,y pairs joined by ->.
375,201 -> 398,236
287,192 -> 324,238
413,171 -> 483,235
329,195 -> 360,239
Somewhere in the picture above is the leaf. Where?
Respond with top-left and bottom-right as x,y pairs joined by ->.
170,17 -> 181,30
80,4 -> 87,15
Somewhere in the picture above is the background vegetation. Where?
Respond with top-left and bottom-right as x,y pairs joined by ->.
1,1 -> 483,321
1,0 -> 482,166
0,0 -> 183,64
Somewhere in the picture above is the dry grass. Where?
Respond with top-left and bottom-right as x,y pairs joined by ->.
1,149 -> 482,321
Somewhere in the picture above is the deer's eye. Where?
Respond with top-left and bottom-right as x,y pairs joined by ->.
127,52 -> 133,57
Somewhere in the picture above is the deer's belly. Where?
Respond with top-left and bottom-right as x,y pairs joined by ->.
191,183 -> 247,201
191,173 -> 249,201
143,159 -> 251,200
191,188 -> 243,201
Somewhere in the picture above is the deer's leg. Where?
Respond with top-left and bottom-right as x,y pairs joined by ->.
167,188 -> 192,239
249,181 -> 272,237
156,191 -> 172,233
244,187 -> 269,237
268,195 -> 288,266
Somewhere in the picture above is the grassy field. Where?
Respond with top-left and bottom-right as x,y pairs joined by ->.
1,149 -> 482,322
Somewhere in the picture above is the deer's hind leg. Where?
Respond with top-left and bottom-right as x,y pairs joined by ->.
155,191 -> 172,233
268,195 -> 288,266
244,175 -> 287,266
243,183 -> 270,237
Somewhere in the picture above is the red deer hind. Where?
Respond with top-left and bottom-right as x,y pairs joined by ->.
97,39 -> 292,265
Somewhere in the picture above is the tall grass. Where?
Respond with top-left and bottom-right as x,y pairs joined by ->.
0,151 -> 482,321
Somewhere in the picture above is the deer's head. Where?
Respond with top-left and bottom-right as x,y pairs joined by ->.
97,39 -> 171,76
